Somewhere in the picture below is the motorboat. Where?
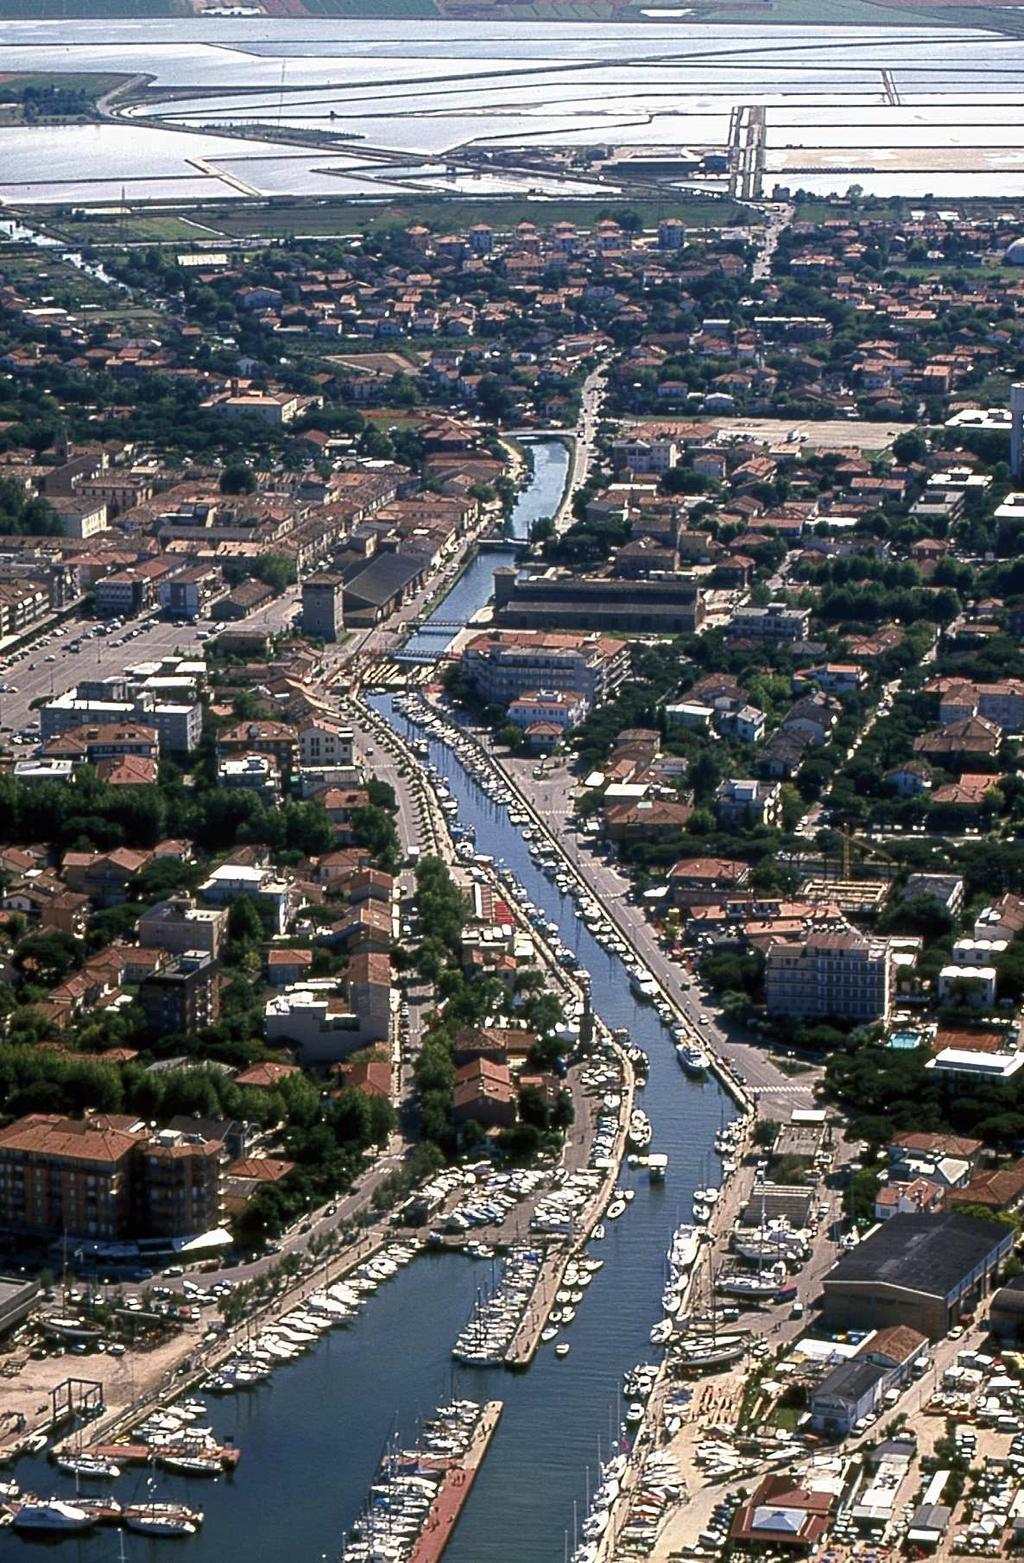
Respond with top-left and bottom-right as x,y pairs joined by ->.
676,1041 -> 710,1076
123,1502 -> 202,1536
14,1500 -> 95,1533
555,1343 -> 571,1359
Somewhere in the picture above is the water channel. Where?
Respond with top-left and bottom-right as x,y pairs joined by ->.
398,437 -> 569,662
3,440 -> 735,1561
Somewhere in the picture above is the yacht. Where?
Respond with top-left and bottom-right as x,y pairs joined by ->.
54,1455 -> 121,1481
14,1500 -> 95,1533
676,1041 -> 710,1076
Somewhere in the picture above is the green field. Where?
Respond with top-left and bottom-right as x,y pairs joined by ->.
196,192 -> 757,240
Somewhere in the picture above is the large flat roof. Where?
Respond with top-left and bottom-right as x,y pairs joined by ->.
826,1212 -> 1011,1301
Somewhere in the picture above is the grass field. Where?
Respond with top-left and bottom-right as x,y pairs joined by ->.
197,192 -> 757,240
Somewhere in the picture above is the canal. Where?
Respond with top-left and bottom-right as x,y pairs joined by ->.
8,707 -> 734,1563
5,431 -> 735,1561
398,438 -> 569,662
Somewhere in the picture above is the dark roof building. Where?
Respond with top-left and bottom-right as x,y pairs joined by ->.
822,1212 -> 1014,1339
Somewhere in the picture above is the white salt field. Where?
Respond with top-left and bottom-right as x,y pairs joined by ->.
3,16 -> 1024,203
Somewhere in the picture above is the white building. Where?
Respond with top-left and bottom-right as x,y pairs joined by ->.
199,863 -> 291,936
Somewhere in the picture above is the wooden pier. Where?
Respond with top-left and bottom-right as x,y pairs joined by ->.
407,1400 -> 503,1563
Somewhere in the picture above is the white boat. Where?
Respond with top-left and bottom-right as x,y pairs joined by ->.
677,1041 -> 710,1076
605,1199 -> 626,1220
555,1343 -> 571,1358
124,1503 -> 202,1536
14,1501 -> 95,1533
55,1456 -> 121,1480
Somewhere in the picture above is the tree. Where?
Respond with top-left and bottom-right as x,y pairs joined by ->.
14,930 -> 84,987
228,895 -> 264,946
219,462 -> 257,495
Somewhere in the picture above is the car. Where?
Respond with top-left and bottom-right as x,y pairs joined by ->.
107,1342 -> 126,1357
164,1264 -> 184,1277
698,1015 -> 709,1025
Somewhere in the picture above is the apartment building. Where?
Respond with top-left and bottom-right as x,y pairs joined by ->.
216,720 -> 299,786
714,777 -> 783,830
460,629 -> 629,708
0,1113 -> 224,1242
765,922 -> 891,1022
729,602 -> 812,642
138,950 -> 221,1037
138,896 -> 228,960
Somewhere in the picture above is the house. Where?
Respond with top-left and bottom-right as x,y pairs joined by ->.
809,1358 -> 889,1438
604,799 -> 693,843
875,1177 -> 945,1221
233,1060 -> 301,1090
714,777 -> 782,830
668,857 -> 752,909
730,1475 -> 835,1550
451,1059 -> 517,1129
914,715 -> 1001,765
947,1160 -> 1024,1215
265,949 -> 314,988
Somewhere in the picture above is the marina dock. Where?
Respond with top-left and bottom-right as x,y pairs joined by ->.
505,1022 -> 635,1370
407,1400 -> 503,1563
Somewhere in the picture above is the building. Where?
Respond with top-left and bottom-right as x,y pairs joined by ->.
505,689 -> 588,730
809,1358 -> 889,1438
460,629 -> 629,708
492,568 -> 704,635
138,951 -> 221,1038
714,777 -> 783,829
299,718 -> 354,771
1012,381 -> 1024,479
217,721 -> 298,786
730,1475 -> 835,1551
137,1127 -> 225,1238
729,602 -> 811,642
265,979 -> 378,1065
158,565 -> 225,622
765,923 -> 891,1022
0,1112 -> 224,1242
451,1058 -> 517,1128
138,897 -> 228,960
199,861 -> 291,936
0,1113 -> 138,1241
301,573 -> 344,643
218,753 -> 281,800
822,1211 -> 1014,1339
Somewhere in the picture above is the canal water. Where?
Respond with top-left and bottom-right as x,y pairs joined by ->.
398,438 -> 569,662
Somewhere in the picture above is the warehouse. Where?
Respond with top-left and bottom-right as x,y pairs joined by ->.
822,1212 -> 1013,1340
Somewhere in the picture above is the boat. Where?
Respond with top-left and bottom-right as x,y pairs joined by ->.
648,1154 -> 669,1182
157,1454 -> 223,1477
605,1199 -> 626,1220
555,1343 -> 571,1358
715,1271 -> 783,1301
672,1338 -> 748,1374
14,1500 -> 96,1532
54,1456 -> 122,1481
123,1502 -> 202,1536
629,969 -> 659,1002
676,1041 -> 710,1076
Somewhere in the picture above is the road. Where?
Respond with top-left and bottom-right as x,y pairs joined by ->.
554,365 -> 607,532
